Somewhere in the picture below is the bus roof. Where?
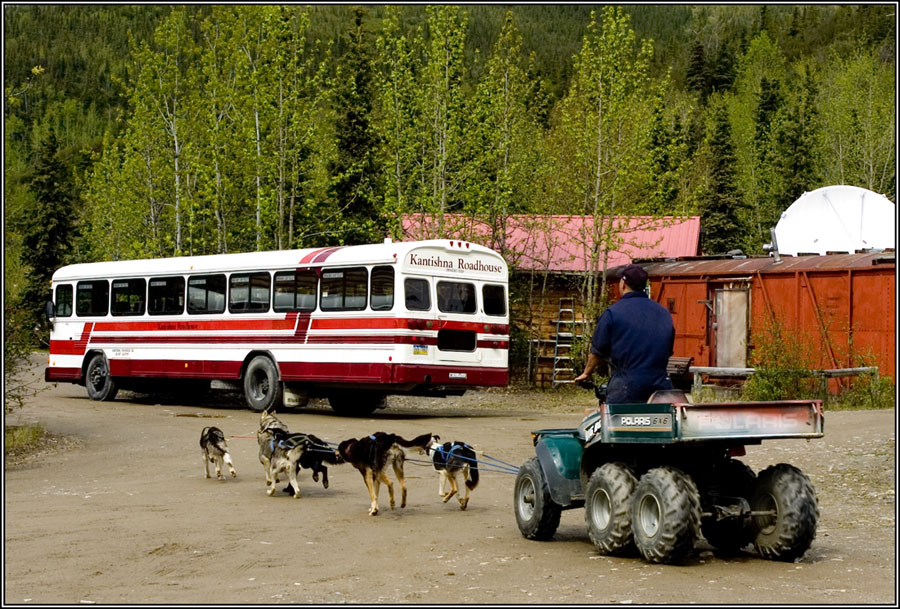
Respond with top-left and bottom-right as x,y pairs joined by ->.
51,239 -> 506,282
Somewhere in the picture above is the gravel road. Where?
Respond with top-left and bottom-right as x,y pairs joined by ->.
4,366 -> 896,604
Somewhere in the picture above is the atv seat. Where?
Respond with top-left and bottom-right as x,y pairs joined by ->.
647,389 -> 691,404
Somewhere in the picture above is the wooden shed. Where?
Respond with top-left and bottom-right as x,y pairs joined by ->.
637,251 -> 896,388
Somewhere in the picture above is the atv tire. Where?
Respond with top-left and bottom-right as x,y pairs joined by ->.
632,466 -> 701,564
514,457 -> 561,540
585,462 -> 637,555
750,463 -> 819,562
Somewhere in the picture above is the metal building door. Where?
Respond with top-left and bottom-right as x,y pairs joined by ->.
714,288 -> 749,368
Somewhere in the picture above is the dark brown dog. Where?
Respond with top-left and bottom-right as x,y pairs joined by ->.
337,432 -> 435,515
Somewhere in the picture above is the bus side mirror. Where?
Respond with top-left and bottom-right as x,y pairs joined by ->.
45,300 -> 56,320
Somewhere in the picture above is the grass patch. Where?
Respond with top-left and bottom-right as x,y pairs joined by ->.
5,424 -> 46,454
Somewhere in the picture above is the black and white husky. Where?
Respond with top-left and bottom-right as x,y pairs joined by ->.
425,436 -> 479,510
200,426 -> 236,480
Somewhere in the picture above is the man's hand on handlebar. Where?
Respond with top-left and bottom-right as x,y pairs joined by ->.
575,378 -> 596,389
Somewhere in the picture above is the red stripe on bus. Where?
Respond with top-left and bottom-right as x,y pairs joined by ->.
56,317 -> 507,336
437,320 -> 509,333
310,318 -> 508,333
49,323 -> 95,356
45,367 -> 82,382
311,318 -> 407,330
312,247 -> 343,263
78,359 -> 506,387
108,359 -> 242,379
92,318 -> 297,332
390,364 -> 508,386
85,334 -> 511,349
299,247 -> 331,264
50,340 -> 87,355
294,312 -> 312,338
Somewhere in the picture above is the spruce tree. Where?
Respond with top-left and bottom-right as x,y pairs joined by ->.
331,6 -> 383,245
686,39 -> 709,100
700,104 -> 743,255
775,69 -> 819,208
22,129 -> 77,327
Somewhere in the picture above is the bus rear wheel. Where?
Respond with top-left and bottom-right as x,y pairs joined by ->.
243,356 -> 283,412
85,353 -> 118,401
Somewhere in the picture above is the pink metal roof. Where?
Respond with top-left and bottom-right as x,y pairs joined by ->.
401,214 -> 700,272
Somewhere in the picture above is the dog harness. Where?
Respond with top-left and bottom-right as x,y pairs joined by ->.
433,442 -> 471,466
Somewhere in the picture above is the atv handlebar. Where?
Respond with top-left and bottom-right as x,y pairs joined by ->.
576,378 -> 608,403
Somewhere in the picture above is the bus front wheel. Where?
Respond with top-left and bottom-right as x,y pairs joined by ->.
85,353 -> 119,402
243,356 -> 283,412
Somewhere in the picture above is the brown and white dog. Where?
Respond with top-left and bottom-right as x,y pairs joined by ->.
337,432 -> 435,515
425,436 -> 480,510
200,426 -> 236,480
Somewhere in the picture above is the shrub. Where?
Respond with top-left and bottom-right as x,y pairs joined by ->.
829,371 -> 896,410
742,317 -> 820,401
4,296 -> 48,415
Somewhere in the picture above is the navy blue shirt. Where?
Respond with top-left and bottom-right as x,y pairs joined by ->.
590,291 -> 675,404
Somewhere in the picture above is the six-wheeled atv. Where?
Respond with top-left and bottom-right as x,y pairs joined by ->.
514,383 -> 823,564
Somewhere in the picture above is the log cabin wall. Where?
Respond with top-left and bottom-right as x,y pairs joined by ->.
509,272 -> 606,387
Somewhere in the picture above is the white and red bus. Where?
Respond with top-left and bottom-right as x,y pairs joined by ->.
45,239 -> 509,415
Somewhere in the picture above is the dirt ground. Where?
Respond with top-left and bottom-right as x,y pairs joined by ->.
4,359 -> 896,605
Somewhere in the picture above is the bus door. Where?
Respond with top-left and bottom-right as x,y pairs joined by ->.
434,279 -> 482,364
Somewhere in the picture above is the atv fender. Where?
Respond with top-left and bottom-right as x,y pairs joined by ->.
535,435 -> 584,507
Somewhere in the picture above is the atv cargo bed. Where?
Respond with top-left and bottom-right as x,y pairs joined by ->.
539,399 -> 825,446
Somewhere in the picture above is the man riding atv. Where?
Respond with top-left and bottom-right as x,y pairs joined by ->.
573,264 -> 674,403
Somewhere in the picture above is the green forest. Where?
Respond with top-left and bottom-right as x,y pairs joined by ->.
4,4 -> 896,331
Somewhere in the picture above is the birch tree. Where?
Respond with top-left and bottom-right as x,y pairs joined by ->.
818,48 -> 895,200
375,6 -> 424,238
551,6 -> 666,320
422,5 -> 469,232
128,7 -> 198,255
463,10 -> 542,259
195,8 -> 240,254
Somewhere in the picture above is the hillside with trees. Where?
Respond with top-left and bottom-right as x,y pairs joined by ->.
4,4 -> 895,332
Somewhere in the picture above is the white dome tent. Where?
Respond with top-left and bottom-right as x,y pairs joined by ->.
768,185 -> 895,256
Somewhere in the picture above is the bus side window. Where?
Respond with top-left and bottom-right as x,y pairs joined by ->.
229,272 -> 270,314
370,266 -> 394,311
321,267 -> 367,311
274,269 -> 317,312
148,277 -> 185,315
111,278 -> 146,316
76,280 -> 109,317
55,284 -> 73,317
405,278 -> 430,311
482,284 -> 506,316
187,274 -> 227,314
